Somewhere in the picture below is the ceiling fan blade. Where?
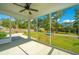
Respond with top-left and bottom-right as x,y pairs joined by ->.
19,9 -> 26,12
29,8 -> 38,12
13,3 -> 25,8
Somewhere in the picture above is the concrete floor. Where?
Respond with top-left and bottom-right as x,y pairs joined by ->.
0,33 -> 71,55
51,49 -> 71,55
0,46 -> 26,55
19,41 -> 52,55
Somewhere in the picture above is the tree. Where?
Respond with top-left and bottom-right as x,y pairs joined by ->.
74,20 -> 79,35
31,19 -> 36,30
38,15 -> 50,32
1,19 -> 11,28
74,9 -> 79,35
15,19 -> 28,29
43,14 -> 50,32
51,11 -> 63,32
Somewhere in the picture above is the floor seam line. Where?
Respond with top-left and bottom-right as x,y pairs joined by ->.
17,46 -> 29,55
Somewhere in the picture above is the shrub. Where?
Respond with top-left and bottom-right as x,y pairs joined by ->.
24,31 -> 28,35
0,32 -> 7,39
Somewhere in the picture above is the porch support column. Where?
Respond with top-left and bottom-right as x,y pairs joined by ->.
49,13 -> 52,45
9,18 -> 12,41
36,18 -> 38,40
27,18 -> 31,41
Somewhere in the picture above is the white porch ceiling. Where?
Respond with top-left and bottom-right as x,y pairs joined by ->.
0,3 -> 78,19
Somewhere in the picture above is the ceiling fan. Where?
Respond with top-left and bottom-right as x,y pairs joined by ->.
13,3 -> 39,15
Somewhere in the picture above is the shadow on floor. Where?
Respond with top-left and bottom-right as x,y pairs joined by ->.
0,36 -> 31,52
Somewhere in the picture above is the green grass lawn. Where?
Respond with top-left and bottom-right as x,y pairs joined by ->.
24,32 -> 79,54
57,32 -> 78,36
51,35 -> 79,54
24,31 -> 50,45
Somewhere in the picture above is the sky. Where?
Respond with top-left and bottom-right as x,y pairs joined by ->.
39,4 -> 79,23
0,13 -> 11,20
0,13 -> 15,21
57,4 -> 79,23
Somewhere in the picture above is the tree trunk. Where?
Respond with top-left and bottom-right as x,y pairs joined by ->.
75,28 -> 76,34
78,27 -> 79,35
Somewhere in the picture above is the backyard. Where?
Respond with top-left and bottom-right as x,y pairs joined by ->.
24,31 -> 79,54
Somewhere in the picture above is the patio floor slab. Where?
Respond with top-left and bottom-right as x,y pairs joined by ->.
51,49 -> 71,55
19,41 -> 52,55
0,34 -> 72,55
0,46 -> 26,55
